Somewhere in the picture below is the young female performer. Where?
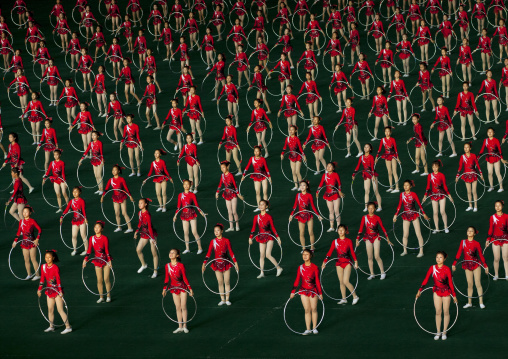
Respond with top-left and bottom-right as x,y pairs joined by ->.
452,226 -> 488,308
476,70 -> 499,124
203,223 -> 239,305
163,248 -> 194,333
61,186 -> 88,256
303,116 -> 330,174
71,102 -> 95,151
329,64 -> 350,113
317,162 -> 344,232
289,180 -> 322,251
80,131 -> 104,194
456,38 -> 473,85
41,59 -> 63,107
117,58 -> 140,105
43,149 -> 69,212
120,114 -> 143,177
8,69 -> 31,114
249,64 -> 272,114
375,127 -> 401,193
299,71 -> 321,120
208,53 -> 226,101
417,62 -> 436,112
184,86 -> 204,144
278,85 -> 304,133
407,114 -> 429,175
174,179 -> 205,254
177,134 -> 200,193
249,200 -> 283,278
247,98 -> 272,157
37,250 -> 72,334
353,143 -> 382,211
323,224 -> 359,304
242,146 -> 271,209
140,75 -> 162,129
431,48 -> 452,99
479,128 -> 505,192
101,165 -> 134,233
416,251 -> 458,340
454,82 -> 479,141
216,161 -> 243,232
394,180 -> 430,257
336,98 -> 362,158
3,133 -> 35,192
422,161 -> 453,234
456,142 -> 483,212
134,198 -> 158,279
77,48 -> 94,94
486,200 -> 508,280
83,221 -> 113,303
23,92 -> 48,144
12,206 -> 41,280
217,75 -> 239,127
145,149 -> 173,212
59,79 -> 79,128
290,249 -> 323,335
281,125 -> 305,190
218,116 -> 242,174
106,93 -> 125,142
395,34 -> 414,76
430,96 -> 457,157
298,42 -> 317,81
350,53 -> 372,100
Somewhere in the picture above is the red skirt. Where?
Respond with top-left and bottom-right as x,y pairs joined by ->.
71,214 -> 85,226
211,259 -> 233,272
92,257 -> 108,267
28,114 -> 45,123
222,189 -> 237,201
362,171 -> 378,180
381,153 -> 397,161
461,172 -> 478,183
492,237 -> 507,247
255,233 -> 273,244
402,211 -> 419,221
305,94 -> 319,104
170,285 -> 188,294
20,239 -> 36,250
78,124 -> 92,134
482,93 -> 497,101
363,233 -> 380,244
323,190 -> 339,201
278,74 -> 290,82
180,208 -> 197,221
311,141 -> 326,152
433,286 -> 453,297
152,175 -> 168,183
111,191 -> 128,203
251,173 -> 268,182
437,122 -> 451,131
45,288 -> 62,298
299,289 -> 318,298
65,99 -> 78,108
430,192 -> 446,201
288,152 -> 303,162
462,260 -> 481,271
296,211 -> 313,223
50,176 -> 64,185
485,154 -> 500,163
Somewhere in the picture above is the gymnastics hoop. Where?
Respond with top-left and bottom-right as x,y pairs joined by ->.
76,157 -> 104,189
408,84 -> 431,110
332,123 -> 354,151
412,37 -> 437,63
367,30 -> 388,55
140,176 -> 175,207
103,55 -> 123,80
392,211 -> 432,250
229,7 -> 249,28
82,257 -> 115,296
248,233 -> 282,271
263,70 -> 285,98
217,142 -> 243,171
8,239 -> 41,281
119,141 -> 145,170
59,211 -> 88,250
349,69 -> 376,99
39,76 -> 64,102
355,236 -> 395,276
291,10 -> 310,32
73,67 -> 95,93
373,60 -> 396,86
101,189 -> 136,227
420,195 -> 457,232
277,110 -> 306,137
486,5 -> 507,28
357,6 -> 375,28
10,6 -> 28,27
34,143 -> 54,172
202,258 -> 239,295
133,235 -> 161,272
296,92 -> 323,118
427,123 -> 453,154
424,7 -> 445,30
0,48 -> 14,72
176,157 -> 202,185
172,205 -> 208,243
433,30 -> 458,53
215,188 -> 246,223
452,260 -> 490,299
38,287 -> 69,327
328,81 -> 352,108
303,139 -> 332,174
387,96 -> 414,125
454,172 -> 487,203
52,28 -> 71,50
316,185 -> 345,219
42,177 -> 70,208
349,171 -> 378,205
22,109 -> 49,137
199,46 -> 217,66
320,259 -> 358,301
68,123 -> 94,153
104,115 -> 125,143
238,172 -> 272,207
478,153 -> 507,188
430,67 -> 454,95
483,240 -> 508,279
56,96 -> 79,125
227,60 -> 251,89
208,19 -> 226,39
303,29 -> 326,53
393,50 -> 417,76
406,138 -> 428,168
414,287 -> 458,336
162,287 -> 197,324
246,120 -> 273,150
280,151 -> 309,183
216,95 -> 240,121
283,290 -> 325,335
71,5 -> 85,25
451,113 -> 482,141
247,29 -> 269,50
167,12 -> 185,32
287,210 -> 324,248
474,94 -> 502,124
245,85 -> 261,111
225,32 -> 246,55
296,58 -> 319,83
271,16 -> 290,38
373,158 -> 403,188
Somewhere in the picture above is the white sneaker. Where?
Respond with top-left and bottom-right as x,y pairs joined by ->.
380,273 -> 386,280
480,304 -> 485,309
193,189 -> 198,193
488,187 -> 494,192
391,189 -> 400,193
463,303 -> 472,309
97,298 -> 105,303
376,207 -> 382,212
29,187 -> 35,194
302,329 -> 312,335
449,153 -> 457,158
145,124 -> 152,128
183,328 -> 189,333
173,328 -> 183,333
291,186 -> 298,191
61,328 -> 72,335
441,334 -> 447,340
312,328 -> 319,334
417,253 -> 424,258
197,141 -> 204,145
55,208 -> 62,213
434,333 -> 441,340
80,250 -> 87,256
352,297 -> 360,305
345,153 -> 351,158
137,265 -> 147,273
356,152 -> 363,157
432,230 -> 438,234
254,208 -> 260,212
493,276 -> 499,281
444,229 -> 449,234
218,301 -> 226,306
276,267 -> 283,277
466,207 -> 473,211
106,297 -> 111,302
412,170 -> 420,174
114,228 -> 122,232
156,207 -> 163,212
367,275 -> 375,280
151,271 -> 157,279
129,173 -> 136,177
327,227 -> 335,232
124,229 -> 133,234
498,188 -> 504,193
197,249 -> 203,254
225,228 -> 234,232
182,249 -> 190,254
225,301 -> 231,306
32,275 -> 40,281
137,173 -> 141,177
71,250 -> 77,256
363,207 -> 368,212
386,188 -> 393,192
400,252 -> 407,257
257,272 -> 265,279
44,326 -> 55,332
436,152 -> 443,157
235,172 -> 242,177
420,172 -> 428,176
235,227 -> 240,232
337,299 -> 347,305
473,208 -> 477,212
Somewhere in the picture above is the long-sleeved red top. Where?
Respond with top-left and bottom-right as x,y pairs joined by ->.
425,172 -> 450,197
203,237 -> 237,264
15,218 -> 41,241
419,265 -> 456,296
164,262 -> 192,291
45,160 -> 66,181
38,263 -> 62,293
395,191 -> 426,216
291,263 -> 322,295
323,238 -> 357,266
452,239 -> 487,267
147,159 -> 171,180
104,177 -> 130,195
456,153 -> 482,177
84,234 -> 112,263
290,192 -> 319,216
249,213 -> 278,239
136,209 -> 157,239
356,214 -> 388,240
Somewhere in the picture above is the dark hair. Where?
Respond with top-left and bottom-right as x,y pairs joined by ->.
300,180 -> 311,192
302,248 -> 314,258
259,199 -> 270,208
9,132 -> 18,143
215,223 -> 224,231
467,226 -> 479,235
112,164 -> 123,174
170,248 -> 181,262
495,200 -> 505,207
436,251 -> 448,259
46,250 -> 60,263
337,224 -> 349,234
367,201 -> 378,209
73,186 -> 82,194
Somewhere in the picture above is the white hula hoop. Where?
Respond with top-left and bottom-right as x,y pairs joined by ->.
202,258 -> 239,295
483,239 -> 508,279
9,239 -> 41,280
68,123 -> 94,153
215,188 -> 246,223
140,175 -> 175,207
42,177 -> 70,208
162,287 -> 197,323
76,157 -> 104,189
320,259 -> 358,301
283,290 -> 325,335
101,189 -> 136,227
59,211 -> 88,250
454,172 -> 486,203
316,185 -> 345,219
280,151 -> 309,183
38,287 -> 69,327
414,287 -> 458,336
238,172 -> 272,207
355,236 -> 395,276
287,210 -> 324,248
452,260 -> 490,299
82,257 -> 115,296
248,233 -> 282,271
392,211 -> 432,250
172,205 -> 208,243
119,141 -> 145,170
421,194 -> 457,232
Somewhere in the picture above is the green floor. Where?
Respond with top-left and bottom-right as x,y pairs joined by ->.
1,1 -> 507,358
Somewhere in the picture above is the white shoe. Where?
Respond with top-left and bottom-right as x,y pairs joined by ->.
173,328 -> 183,333
463,303 -> 472,309
235,172 -> 242,177
376,207 -> 382,212
29,187 -> 35,194
225,228 -> 234,232
129,173 -> 136,177
114,228 -> 122,232
197,141 -> 204,145
363,207 -> 368,212
444,229 -> 449,234
473,208 -> 477,212
183,328 -> 189,333
153,127 -> 161,130
193,189 -> 198,193
434,333 -> 441,340
449,153 -> 457,158
466,207 -> 473,211
371,137 -> 377,141
254,208 -> 260,212
145,124 -> 152,128
162,208 -> 167,212
352,297 -> 360,305
327,227 -> 335,232
412,169 -> 420,174
480,304 -> 485,309
356,152 -> 363,157
106,297 -> 111,302
380,273 -> 386,280
367,275 -> 375,280
345,153 -> 351,158
337,299 -> 347,305
218,301 -> 226,306
302,330 -> 312,335
44,326 -> 55,332
276,267 -> 283,277
291,186 -> 298,191
182,249 -> 190,254
197,249 -> 203,254
55,209 -> 62,213
257,272 -> 265,279
156,207 -> 163,212
386,188 -> 393,192
97,298 -> 105,303
137,173 -> 141,177
314,171 -> 320,175
400,252 -> 407,257
235,227 -> 240,232
71,250 -> 77,256
151,271 -> 157,279
124,229 -> 133,234
436,152 -> 443,157
441,334 -> 447,340
391,189 -> 400,193
80,250 -> 87,256
94,190 -> 101,194
488,187 -> 494,192
137,265 -> 147,273
417,253 -> 424,258
225,301 -> 232,306
493,276 -> 499,281
420,172 -> 428,176
32,275 -> 40,281
312,328 -> 318,334
61,328 -> 72,335
498,188 -> 504,193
